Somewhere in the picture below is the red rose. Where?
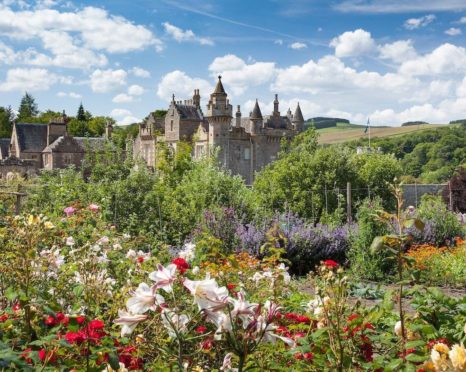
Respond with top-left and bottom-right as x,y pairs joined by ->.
303,352 -> 314,360
285,313 -> 297,320
227,283 -> 237,291
88,319 -> 105,330
137,256 -> 145,263
45,315 -> 56,326
0,313 -> 8,322
296,315 -> 311,324
172,257 -> 190,274
294,332 -> 306,339
201,338 -> 213,350
195,326 -> 208,334
294,352 -> 303,360
323,260 -> 338,268
76,315 -> 86,324
12,303 -> 20,312
20,348 -> 32,364
65,331 -> 85,345
38,349 -> 46,361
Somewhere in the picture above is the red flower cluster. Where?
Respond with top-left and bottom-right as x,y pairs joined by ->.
44,312 -> 69,327
323,260 -> 339,268
284,312 -> 311,324
195,326 -> 208,334
427,338 -> 448,349
172,257 -> 190,274
65,318 -> 106,345
294,352 -> 314,361
343,314 -> 375,362
118,346 -> 144,370
0,313 -> 8,322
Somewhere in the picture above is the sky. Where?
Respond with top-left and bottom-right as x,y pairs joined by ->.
1,0 -> 466,126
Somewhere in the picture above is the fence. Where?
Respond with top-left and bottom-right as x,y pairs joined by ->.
0,181 -> 464,222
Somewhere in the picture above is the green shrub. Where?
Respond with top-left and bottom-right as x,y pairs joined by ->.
348,197 -> 392,280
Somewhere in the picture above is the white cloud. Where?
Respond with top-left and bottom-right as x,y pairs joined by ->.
274,39 -> 283,45
445,27 -> 462,36
460,16 -> 466,24
57,91 -> 82,99
130,67 -> 151,78
0,5 -> 163,70
378,40 -> 417,63
162,22 -> 214,46
290,42 -> 307,50
0,67 -> 64,91
112,93 -> 133,103
399,43 -> 466,76
335,1 -> 466,13
404,14 -> 436,30
110,108 -> 139,125
208,54 -> 276,95
330,29 -> 376,57
90,69 -> 127,93
157,70 -> 213,101
128,84 -> 144,96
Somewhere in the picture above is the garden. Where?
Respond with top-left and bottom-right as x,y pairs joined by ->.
0,128 -> 465,371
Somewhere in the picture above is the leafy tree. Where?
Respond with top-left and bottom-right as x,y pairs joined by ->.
67,119 -> 88,137
17,92 -> 39,121
443,166 -> 466,212
0,106 -> 14,137
76,103 -> 86,121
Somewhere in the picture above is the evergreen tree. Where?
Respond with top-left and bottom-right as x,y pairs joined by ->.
0,106 -> 14,138
18,92 -> 39,121
77,103 -> 86,121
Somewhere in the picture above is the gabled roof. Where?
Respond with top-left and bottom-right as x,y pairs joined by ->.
74,137 -> 113,152
176,104 -> 204,121
42,136 -> 83,153
0,138 -> 10,158
15,123 -> 48,152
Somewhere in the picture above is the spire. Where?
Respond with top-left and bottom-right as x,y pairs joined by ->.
273,94 -> 279,114
172,94 -> 175,103
213,75 -> 226,95
293,102 -> 304,123
250,99 -> 263,120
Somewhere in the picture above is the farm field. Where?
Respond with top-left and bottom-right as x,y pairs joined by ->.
317,123 -> 449,144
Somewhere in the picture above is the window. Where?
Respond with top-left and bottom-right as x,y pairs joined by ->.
244,148 -> 250,160
170,120 -> 174,131
64,154 -> 72,165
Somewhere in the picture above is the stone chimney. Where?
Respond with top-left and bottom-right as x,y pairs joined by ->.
47,110 -> 68,145
193,89 -> 201,108
236,105 -> 241,128
105,121 -> 113,139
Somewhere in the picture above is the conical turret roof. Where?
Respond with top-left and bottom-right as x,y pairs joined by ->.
293,102 -> 304,122
250,99 -> 263,120
213,75 -> 226,95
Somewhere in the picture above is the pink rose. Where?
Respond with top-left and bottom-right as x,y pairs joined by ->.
64,206 -> 76,217
89,204 -> 100,212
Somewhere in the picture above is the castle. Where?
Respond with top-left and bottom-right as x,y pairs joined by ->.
133,76 -> 304,184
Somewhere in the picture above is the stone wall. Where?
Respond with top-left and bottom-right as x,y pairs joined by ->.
0,157 -> 37,178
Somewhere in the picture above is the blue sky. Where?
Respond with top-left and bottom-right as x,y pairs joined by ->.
1,0 -> 466,125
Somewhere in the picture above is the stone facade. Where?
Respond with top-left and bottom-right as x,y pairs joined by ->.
0,113 -> 115,178
133,77 -> 305,183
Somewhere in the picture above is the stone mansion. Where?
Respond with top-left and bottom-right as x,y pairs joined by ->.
133,76 -> 305,184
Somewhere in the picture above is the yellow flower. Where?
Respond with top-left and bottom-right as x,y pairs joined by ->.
44,221 -> 54,229
27,215 -> 40,225
431,343 -> 450,372
449,344 -> 466,371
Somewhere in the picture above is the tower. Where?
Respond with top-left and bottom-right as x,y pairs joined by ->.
249,99 -> 263,135
206,76 -> 232,167
292,102 -> 305,132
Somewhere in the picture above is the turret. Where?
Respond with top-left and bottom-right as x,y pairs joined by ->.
250,99 -> 263,134
292,102 -> 305,132
273,94 -> 280,116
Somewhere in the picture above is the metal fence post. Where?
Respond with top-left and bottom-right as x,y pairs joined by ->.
347,182 -> 352,224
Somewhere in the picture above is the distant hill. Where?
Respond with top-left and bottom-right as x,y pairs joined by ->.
305,117 -> 350,129
316,123 -> 449,145
401,121 -> 429,127
450,119 -> 466,125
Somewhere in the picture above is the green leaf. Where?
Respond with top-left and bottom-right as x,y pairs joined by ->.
406,340 -> 426,349
406,353 -> 428,363
370,236 -> 385,254
384,358 -> 403,371
73,285 -> 84,298
108,352 -> 120,370
5,287 -> 17,301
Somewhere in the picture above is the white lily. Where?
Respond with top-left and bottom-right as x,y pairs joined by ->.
231,291 -> 257,328
183,277 -> 230,311
255,315 -> 295,347
114,309 -> 148,337
126,283 -> 165,314
149,264 -> 177,293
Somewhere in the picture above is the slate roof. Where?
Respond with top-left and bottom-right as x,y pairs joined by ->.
0,138 -> 10,157
175,104 -> 204,121
15,123 -> 47,152
213,76 -> 226,95
293,103 -> 304,123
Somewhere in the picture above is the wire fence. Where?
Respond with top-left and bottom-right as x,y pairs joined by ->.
0,181 -> 465,222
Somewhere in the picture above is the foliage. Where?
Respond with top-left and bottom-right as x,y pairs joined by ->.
17,92 -> 39,121
348,197 -> 392,280
409,195 -> 464,246
443,166 -> 466,213
0,106 -> 14,137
